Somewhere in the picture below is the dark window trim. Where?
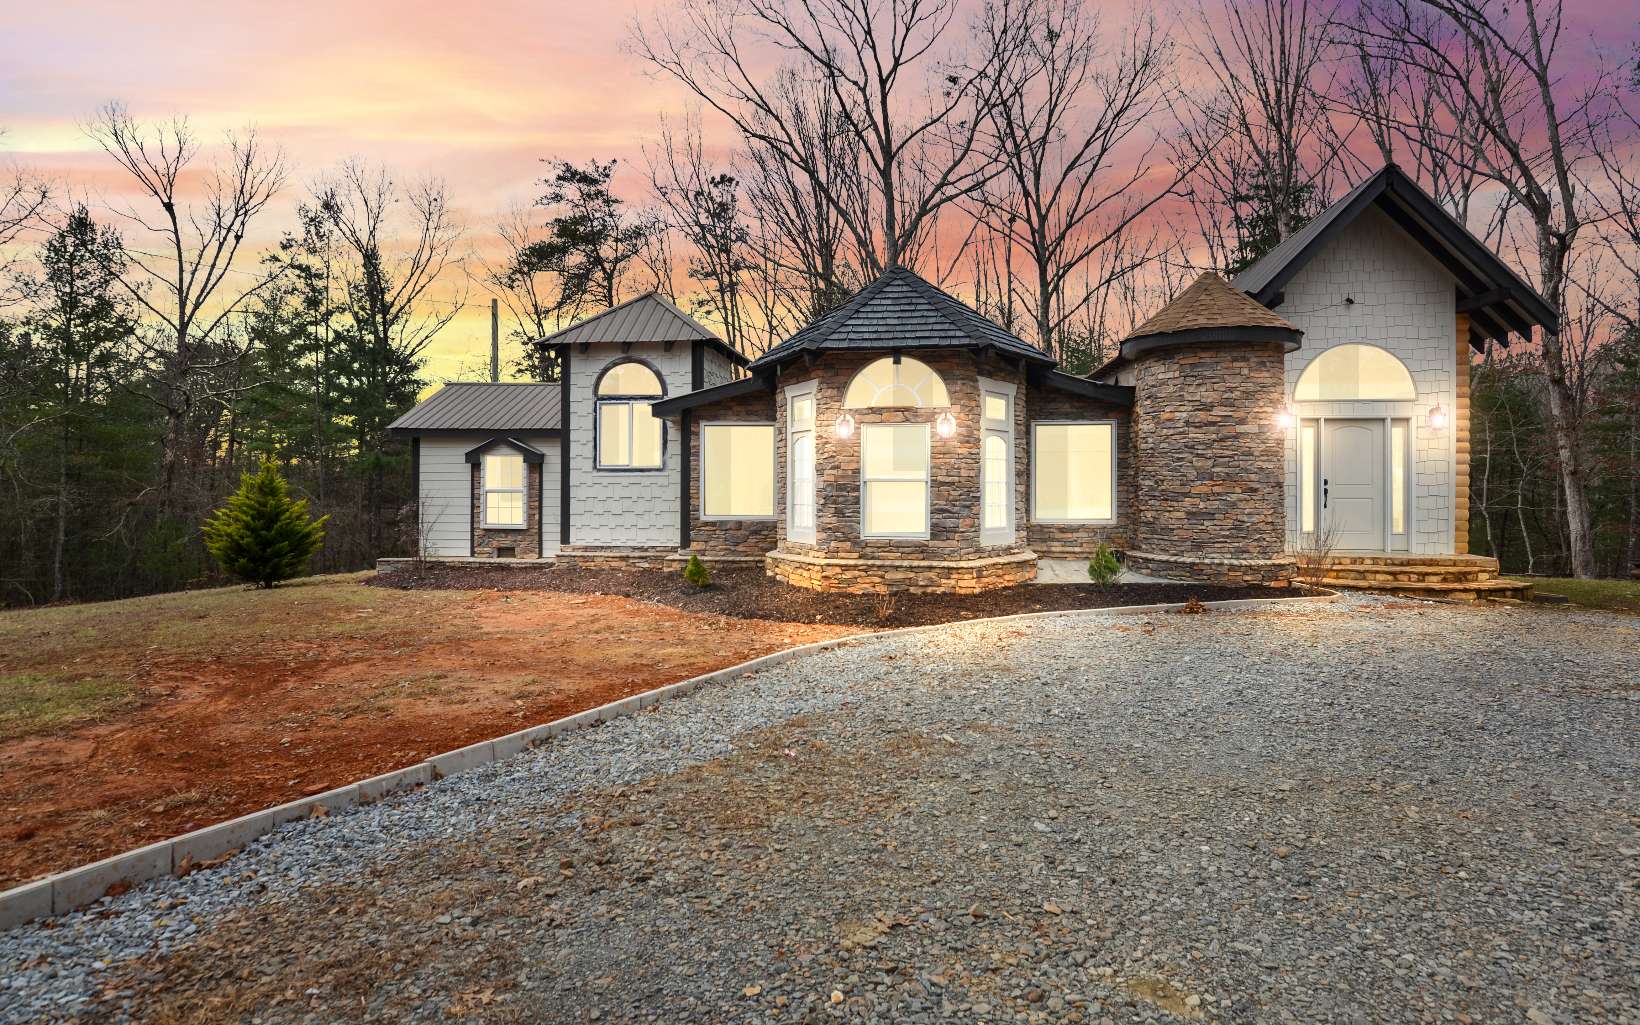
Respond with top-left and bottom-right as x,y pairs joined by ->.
593,356 -> 669,472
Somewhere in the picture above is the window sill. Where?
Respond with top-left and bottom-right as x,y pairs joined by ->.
701,514 -> 778,522
1031,518 -> 1117,526
480,524 -> 529,531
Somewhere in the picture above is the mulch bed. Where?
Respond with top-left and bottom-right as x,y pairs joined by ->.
369,563 -> 1307,629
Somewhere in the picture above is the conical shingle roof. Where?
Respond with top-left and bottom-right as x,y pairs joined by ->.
1126,272 -> 1298,341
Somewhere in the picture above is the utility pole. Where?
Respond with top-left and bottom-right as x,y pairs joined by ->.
490,298 -> 500,382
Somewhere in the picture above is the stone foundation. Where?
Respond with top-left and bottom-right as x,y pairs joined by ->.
555,547 -> 678,570
765,549 -> 1037,594
1125,550 -> 1295,587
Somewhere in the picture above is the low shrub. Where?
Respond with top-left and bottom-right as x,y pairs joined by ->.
683,554 -> 711,588
1087,544 -> 1121,586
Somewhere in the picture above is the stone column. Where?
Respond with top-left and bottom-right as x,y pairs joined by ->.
1128,342 -> 1295,586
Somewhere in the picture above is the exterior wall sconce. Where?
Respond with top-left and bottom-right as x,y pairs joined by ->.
1428,404 -> 1448,432
834,412 -> 856,439
1276,406 -> 1295,431
934,411 -> 958,438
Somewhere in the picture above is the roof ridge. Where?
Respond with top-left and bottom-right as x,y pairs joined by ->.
892,267 -> 991,348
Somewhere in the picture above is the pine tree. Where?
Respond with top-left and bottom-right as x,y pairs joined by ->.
202,463 -> 329,588
683,553 -> 711,588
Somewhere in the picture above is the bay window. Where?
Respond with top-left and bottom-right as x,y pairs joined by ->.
861,422 -> 930,538
701,423 -> 776,519
1032,422 -> 1115,523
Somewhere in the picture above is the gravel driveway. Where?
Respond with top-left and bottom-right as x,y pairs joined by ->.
3,595 -> 1637,1024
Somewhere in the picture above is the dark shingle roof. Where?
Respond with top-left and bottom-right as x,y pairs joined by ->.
750,266 -> 1052,368
534,291 -> 749,366
1126,272 -> 1299,340
387,383 -> 561,433
1233,163 -> 1556,349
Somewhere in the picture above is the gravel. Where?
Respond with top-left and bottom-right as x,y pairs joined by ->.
2,593 -> 1637,1024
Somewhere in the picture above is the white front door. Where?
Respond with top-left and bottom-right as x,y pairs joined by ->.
1323,419 -> 1386,551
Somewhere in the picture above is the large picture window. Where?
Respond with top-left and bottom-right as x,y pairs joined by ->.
1032,422 -> 1115,523
701,423 -> 776,519
861,422 -> 930,538
596,360 -> 665,470
482,452 -> 526,528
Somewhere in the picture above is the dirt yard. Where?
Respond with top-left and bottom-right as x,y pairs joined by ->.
0,573 -> 854,890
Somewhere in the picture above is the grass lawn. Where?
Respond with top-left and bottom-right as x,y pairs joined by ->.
0,672 -> 134,741
1512,576 -> 1640,614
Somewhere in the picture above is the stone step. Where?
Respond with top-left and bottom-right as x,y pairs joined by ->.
1310,565 -> 1494,584
1322,554 -> 1501,571
1313,577 -> 1533,602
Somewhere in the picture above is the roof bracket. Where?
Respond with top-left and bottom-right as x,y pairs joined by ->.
577,342 -> 590,355
620,341 -> 634,354
663,339 -> 676,352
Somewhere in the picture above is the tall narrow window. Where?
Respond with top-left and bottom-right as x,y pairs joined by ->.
1391,420 -> 1407,536
1032,422 -> 1114,522
980,380 -> 1014,545
1300,421 -> 1318,534
701,424 -> 776,519
861,422 -> 930,537
482,452 -> 526,528
596,360 -> 665,469
787,384 -> 817,543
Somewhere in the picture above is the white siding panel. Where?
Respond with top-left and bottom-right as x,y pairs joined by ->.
528,435 -> 561,556
702,347 -> 738,388
1280,205 -> 1458,554
569,341 -> 689,547
418,439 -> 472,557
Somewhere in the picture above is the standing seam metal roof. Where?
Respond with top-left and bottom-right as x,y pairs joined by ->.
533,291 -> 749,365
386,382 -> 562,432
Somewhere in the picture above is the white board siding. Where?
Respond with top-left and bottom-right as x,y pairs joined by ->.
418,434 -> 560,557
418,438 -> 473,557
702,346 -> 738,389
1280,205 -> 1459,555
569,341 -> 691,547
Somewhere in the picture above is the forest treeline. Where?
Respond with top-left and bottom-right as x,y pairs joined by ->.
1,0 -> 1637,605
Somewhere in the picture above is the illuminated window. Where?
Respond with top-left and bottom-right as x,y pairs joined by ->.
1294,344 -> 1416,402
596,360 -> 665,469
861,423 -> 929,537
844,357 -> 949,408
787,383 -> 817,543
980,381 -> 1014,544
701,424 -> 776,519
482,452 -> 526,528
1391,420 -> 1407,535
1300,421 -> 1318,534
1032,422 -> 1114,522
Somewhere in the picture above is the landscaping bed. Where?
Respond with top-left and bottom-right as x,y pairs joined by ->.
369,563 -> 1302,627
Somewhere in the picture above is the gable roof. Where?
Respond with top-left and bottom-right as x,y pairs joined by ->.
534,291 -> 749,366
750,266 -> 1053,369
1233,164 -> 1557,349
387,382 -> 561,434
1125,272 -> 1301,350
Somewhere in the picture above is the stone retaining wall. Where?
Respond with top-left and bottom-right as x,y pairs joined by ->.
765,549 -> 1037,594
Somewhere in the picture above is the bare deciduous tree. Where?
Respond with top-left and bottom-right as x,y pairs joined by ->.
84,102 -> 287,505
633,0 -> 1030,273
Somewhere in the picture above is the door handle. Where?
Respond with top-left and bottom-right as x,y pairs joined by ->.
1322,478 -> 1329,509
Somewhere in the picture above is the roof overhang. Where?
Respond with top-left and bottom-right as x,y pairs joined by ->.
390,426 -> 561,438
464,436 -> 546,465
1234,165 -> 1557,350
532,292 -> 749,368
1120,325 -> 1303,362
1029,367 -> 1135,406
649,373 -> 775,418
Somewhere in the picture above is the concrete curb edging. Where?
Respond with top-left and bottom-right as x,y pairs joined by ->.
0,587 -> 1338,931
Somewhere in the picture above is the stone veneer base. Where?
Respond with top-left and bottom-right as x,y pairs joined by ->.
1124,550 -> 1296,587
765,548 -> 1038,594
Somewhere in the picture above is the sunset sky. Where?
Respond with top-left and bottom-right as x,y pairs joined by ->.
3,0 -> 1634,382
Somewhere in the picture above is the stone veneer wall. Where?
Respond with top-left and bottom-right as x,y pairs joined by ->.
470,462 -> 543,559
687,390 -> 781,558
772,350 -> 1033,591
1455,313 -> 1471,554
1131,341 -> 1293,585
1023,384 -> 1134,558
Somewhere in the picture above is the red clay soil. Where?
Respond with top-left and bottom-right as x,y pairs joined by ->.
0,580 -> 852,890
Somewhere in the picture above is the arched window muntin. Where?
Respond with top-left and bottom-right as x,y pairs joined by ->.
595,357 -> 667,471
1294,344 -> 1417,403
843,356 -> 950,409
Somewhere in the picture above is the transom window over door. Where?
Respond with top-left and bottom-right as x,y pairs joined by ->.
861,423 -> 930,538
844,356 -> 950,408
596,360 -> 665,470
482,452 -> 526,528
1295,344 -> 1416,402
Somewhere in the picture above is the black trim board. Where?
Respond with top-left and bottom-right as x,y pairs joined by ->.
559,346 -> 572,547
463,436 -> 546,465
1120,325 -> 1303,362
1028,368 -> 1136,406
682,340 -> 704,549
650,373 -> 774,417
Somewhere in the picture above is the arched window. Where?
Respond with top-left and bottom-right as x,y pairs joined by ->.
1294,344 -> 1416,402
595,359 -> 665,470
843,356 -> 950,408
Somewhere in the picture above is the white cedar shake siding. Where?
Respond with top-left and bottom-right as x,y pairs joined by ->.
1279,206 -> 1459,555
416,435 -> 560,556
568,340 -> 693,547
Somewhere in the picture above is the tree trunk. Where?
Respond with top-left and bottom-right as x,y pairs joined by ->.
1535,229 -> 1595,577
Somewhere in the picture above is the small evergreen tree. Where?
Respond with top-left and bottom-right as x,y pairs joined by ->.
683,553 -> 711,588
1088,543 -> 1121,587
202,463 -> 329,588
